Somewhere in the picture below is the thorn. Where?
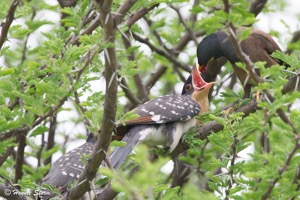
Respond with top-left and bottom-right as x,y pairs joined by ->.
107,71 -> 117,89
264,93 -> 272,104
111,12 -> 122,16
104,49 -> 111,65
119,83 -> 129,90
295,75 -> 299,92
117,26 -> 130,42
105,14 -> 110,25
282,69 -> 298,75
243,73 -> 250,88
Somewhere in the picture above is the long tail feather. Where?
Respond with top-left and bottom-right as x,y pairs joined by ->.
109,125 -> 150,169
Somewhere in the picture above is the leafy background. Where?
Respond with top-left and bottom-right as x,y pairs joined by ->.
0,0 -> 299,199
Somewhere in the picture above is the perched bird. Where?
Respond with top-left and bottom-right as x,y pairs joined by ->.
110,64 -> 215,169
39,134 -> 95,199
39,65 -> 215,197
197,29 -> 281,97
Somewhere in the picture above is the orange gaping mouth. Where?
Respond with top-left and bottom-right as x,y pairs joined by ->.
192,64 -> 215,90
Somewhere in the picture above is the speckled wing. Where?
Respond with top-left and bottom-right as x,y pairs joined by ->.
41,142 -> 94,198
121,94 -> 201,126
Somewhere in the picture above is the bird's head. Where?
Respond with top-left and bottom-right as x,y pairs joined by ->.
197,32 -> 225,73
182,64 -> 216,96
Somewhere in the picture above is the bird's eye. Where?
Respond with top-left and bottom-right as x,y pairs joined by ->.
185,84 -> 192,92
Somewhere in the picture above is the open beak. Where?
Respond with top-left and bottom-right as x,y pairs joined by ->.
192,64 -> 216,90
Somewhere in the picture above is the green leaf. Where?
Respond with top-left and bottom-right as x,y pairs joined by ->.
25,20 -> 53,32
237,27 -> 252,41
95,177 -> 109,186
0,168 -> 11,180
154,184 -> 169,192
161,186 -> 180,200
272,51 -> 300,68
30,126 -> 49,137
118,60 -> 139,78
209,114 -> 227,125
9,25 -> 32,39
41,146 -> 60,159
117,111 -> 140,126
110,140 -> 127,147
0,138 -> 16,155
0,68 -> 15,76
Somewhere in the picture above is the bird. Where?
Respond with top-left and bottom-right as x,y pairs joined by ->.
39,133 -> 95,199
39,65 -> 215,197
109,64 -> 215,169
197,29 -> 281,97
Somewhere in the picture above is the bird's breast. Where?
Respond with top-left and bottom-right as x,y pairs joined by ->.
138,125 -> 168,146
138,119 -> 197,151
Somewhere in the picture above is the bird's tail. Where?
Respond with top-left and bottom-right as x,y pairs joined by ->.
109,125 -> 148,169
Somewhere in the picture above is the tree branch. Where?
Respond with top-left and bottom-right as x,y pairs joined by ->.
43,116 -> 57,166
170,5 -> 198,46
121,31 -> 148,104
120,78 -> 141,106
125,4 -> 159,28
63,0 -> 127,198
14,133 -> 26,184
114,0 -> 137,25
0,146 -> 14,167
132,32 -> 190,72
0,0 -> 20,49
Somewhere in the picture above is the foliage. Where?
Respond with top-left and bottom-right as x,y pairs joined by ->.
0,0 -> 299,199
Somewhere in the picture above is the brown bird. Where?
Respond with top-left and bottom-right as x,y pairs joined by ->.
197,29 -> 282,97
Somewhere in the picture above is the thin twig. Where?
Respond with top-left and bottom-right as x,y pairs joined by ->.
0,0 -> 20,49
114,0 -> 137,25
125,4 -> 160,28
224,134 -> 238,200
170,5 -> 198,45
121,30 -> 147,104
14,133 -> 26,184
132,32 -> 190,72
44,116 -> 57,166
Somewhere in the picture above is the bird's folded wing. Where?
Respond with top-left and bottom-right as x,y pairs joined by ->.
118,94 -> 201,126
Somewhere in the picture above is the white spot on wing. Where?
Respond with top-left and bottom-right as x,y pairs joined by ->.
151,115 -> 161,122
62,171 -> 67,176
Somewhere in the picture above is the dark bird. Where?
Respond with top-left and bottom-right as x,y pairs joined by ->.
197,29 -> 281,97
39,65 -> 215,198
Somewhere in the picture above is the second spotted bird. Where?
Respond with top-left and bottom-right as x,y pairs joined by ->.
110,65 -> 215,168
